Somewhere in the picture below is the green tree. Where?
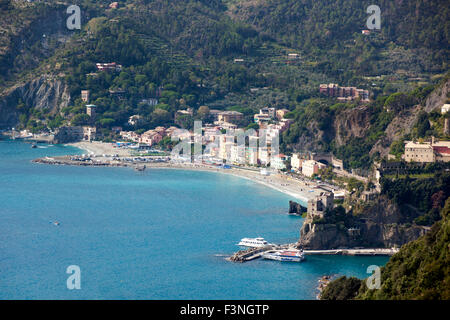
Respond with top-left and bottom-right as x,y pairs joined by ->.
71,114 -> 90,126
151,109 -> 171,126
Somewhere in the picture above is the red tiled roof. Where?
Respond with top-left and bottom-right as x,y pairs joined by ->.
433,146 -> 450,154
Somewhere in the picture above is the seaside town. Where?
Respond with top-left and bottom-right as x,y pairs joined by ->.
6,81 -> 447,301
6,89 -> 450,207
1,0 -> 449,303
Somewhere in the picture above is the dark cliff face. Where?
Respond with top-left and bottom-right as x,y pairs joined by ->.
0,3 -> 86,129
333,106 -> 372,147
424,78 -> 450,113
299,196 -> 429,249
0,76 -> 70,128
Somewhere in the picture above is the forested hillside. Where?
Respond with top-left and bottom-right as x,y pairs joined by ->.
321,197 -> 450,300
227,0 -> 449,79
0,0 -> 449,169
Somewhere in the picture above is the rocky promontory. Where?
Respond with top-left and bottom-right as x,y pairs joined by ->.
298,195 -> 429,250
0,75 -> 70,128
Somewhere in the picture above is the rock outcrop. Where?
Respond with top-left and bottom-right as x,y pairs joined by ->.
333,105 -> 372,147
424,77 -> 450,113
369,105 -> 421,158
298,196 -> 429,249
289,200 -> 307,215
370,77 -> 450,158
0,75 -> 70,128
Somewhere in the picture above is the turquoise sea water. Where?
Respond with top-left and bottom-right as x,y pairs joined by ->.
0,139 -> 389,299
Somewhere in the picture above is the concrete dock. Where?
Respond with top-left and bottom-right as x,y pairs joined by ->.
228,246 -> 274,262
228,245 -> 399,263
303,248 -> 399,256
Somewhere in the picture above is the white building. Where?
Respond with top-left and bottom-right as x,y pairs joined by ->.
291,153 -> 302,171
258,147 -> 270,166
302,160 -> 326,177
403,141 -> 435,163
218,135 -> 235,162
441,104 -> 450,114
247,147 -> 258,165
230,145 -> 246,164
141,98 -> 159,106
271,154 -> 287,170
128,115 -> 142,126
259,107 -> 276,119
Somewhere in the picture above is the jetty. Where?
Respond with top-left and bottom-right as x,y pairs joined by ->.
228,246 -> 274,262
228,245 -> 399,263
228,243 -> 298,262
32,154 -> 170,168
303,248 -> 399,256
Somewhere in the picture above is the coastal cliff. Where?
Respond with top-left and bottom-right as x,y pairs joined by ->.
0,1 -> 83,129
298,196 -> 428,250
333,106 -> 372,147
0,75 -> 70,128
369,77 -> 450,158
321,198 -> 450,300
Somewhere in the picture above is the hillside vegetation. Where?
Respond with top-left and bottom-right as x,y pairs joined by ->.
0,0 -> 449,168
321,197 -> 450,300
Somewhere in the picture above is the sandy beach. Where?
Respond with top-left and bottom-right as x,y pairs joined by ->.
62,141 -> 340,203
66,141 -> 131,156
145,162 -> 316,203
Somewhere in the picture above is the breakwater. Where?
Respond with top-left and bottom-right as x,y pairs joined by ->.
33,155 -> 129,167
228,245 -> 399,263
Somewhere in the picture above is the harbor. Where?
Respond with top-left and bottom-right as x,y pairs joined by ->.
31,145 -> 343,203
0,139 -> 394,299
228,241 -> 399,263
32,149 -> 400,265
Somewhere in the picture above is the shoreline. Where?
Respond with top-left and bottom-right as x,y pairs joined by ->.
145,164 -> 311,203
34,155 -> 315,203
45,141 -> 340,203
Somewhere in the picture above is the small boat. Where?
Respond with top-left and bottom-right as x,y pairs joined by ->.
52,221 -> 60,226
262,249 -> 305,262
31,143 -> 37,148
237,237 -> 272,248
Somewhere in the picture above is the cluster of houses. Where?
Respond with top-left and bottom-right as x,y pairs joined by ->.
290,155 -> 328,177
199,107 -> 293,167
117,106 -> 295,169
120,126 -> 178,146
198,127 -> 288,169
95,62 -> 122,72
253,107 -> 291,128
319,83 -> 370,102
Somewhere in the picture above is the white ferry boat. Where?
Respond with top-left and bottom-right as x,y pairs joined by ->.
237,237 -> 272,248
262,249 -> 305,262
